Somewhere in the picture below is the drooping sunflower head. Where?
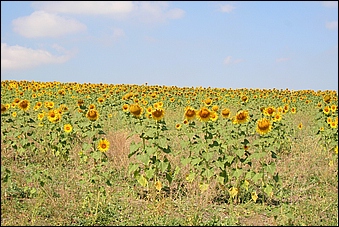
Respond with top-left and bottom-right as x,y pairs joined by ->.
323,94 -> 331,104
64,124 -> 73,133
18,99 -> 30,111
221,108 -> 231,118
204,98 -> 212,106
256,118 -> 272,135
233,110 -> 250,124
184,107 -> 196,121
241,95 -> 248,103
86,109 -> 99,121
97,138 -> 110,152
129,103 -> 143,118
1,104 -> 8,114
197,107 -> 211,122
151,108 -> 165,121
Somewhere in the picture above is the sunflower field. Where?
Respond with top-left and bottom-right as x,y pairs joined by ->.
1,80 -> 338,225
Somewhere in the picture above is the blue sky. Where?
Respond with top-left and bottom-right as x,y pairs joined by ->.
1,1 -> 338,91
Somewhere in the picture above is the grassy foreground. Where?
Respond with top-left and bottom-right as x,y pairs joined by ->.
1,114 -> 338,226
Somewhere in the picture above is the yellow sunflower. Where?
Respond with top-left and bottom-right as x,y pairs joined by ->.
291,107 -> 297,114
298,122 -> 303,130
210,111 -> 218,122
175,123 -> 182,130
330,121 -> 338,129
233,110 -> 250,124
151,108 -> 165,121
184,107 -> 196,121
64,124 -> 73,133
38,112 -> 45,121
221,108 -> 231,118
323,106 -> 331,115
47,110 -> 62,123
122,104 -> 129,112
18,99 -> 30,111
1,104 -> 8,114
256,118 -> 272,135
264,106 -> 275,117
97,138 -> 110,152
129,103 -> 143,118
86,109 -> 99,121
272,113 -> 282,122
12,112 -> 17,117
197,107 -> 211,122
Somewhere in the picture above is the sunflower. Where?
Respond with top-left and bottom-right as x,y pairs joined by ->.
122,104 -> 129,112
212,105 -> 219,112
97,138 -> 110,152
1,104 -> 8,114
256,118 -> 272,135
233,110 -> 250,124
221,108 -> 231,118
210,111 -> 218,121
183,119 -> 189,125
64,124 -> 73,133
298,122 -> 303,130
38,112 -> 45,121
197,107 -> 211,122
47,110 -> 62,123
241,95 -> 248,102
12,112 -> 17,117
291,107 -> 297,114
97,97 -> 105,104
323,94 -> 331,104
323,106 -> 331,115
204,98 -> 212,106
175,123 -> 182,130
264,106 -> 275,117
330,121 -> 338,129
151,108 -> 165,121
272,113 -> 282,122
86,109 -> 99,121
47,101 -> 54,109
331,105 -> 337,113
129,103 -> 143,118
18,99 -> 30,111
184,107 -> 196,121
89,104 -> 96,110
327,117 -> 332,124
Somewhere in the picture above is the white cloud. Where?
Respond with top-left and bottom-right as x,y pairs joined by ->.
326,20 -> 338,30
12,11 -> 87,38
321,1 -> 338,8
31,1 -> 185,23
219,4 -> 236,13
223,56 -> 242,65
276,57 -> 290,63
32,1 -> 135,15
1,43 -> 72,70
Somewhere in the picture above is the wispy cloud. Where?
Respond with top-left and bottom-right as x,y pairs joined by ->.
276,57 -> 290,63
12,11 -> 86,38
1,43 -> 72,70
218,4 -> 236,13
326,20 -> 338,30
223,56 -> 243,65
31,1 -> 185,23
321,1 -> 338,8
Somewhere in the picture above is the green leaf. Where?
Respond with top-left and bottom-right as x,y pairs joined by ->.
137,175 -> 148,187
145,168 -> 155,180
158,160 -> 169,172
136,153 -> 150,165
252,172 -> 263,183
232,168 -> 243,179
264,162 -> 276,176
181,157 -> 191,166
202,168 -> 214,180
186,172 -> 196,183
202,151 -> 214,161
128,163 -> 140,175
129,142 -> 141,157
191,157 -> 202,166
